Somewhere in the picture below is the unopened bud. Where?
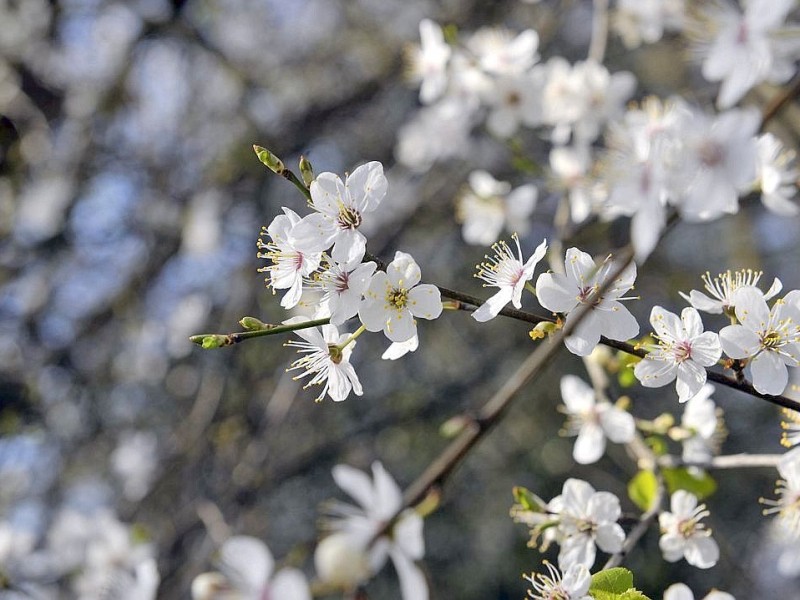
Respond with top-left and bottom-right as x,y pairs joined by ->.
253,145 -> 285,174
299,155 -> 314,187
652,412 -> 675,434
239,316 -> 270,331
314,532 -> 371,590
529,321 -> 557,340
440,415 -> 471,438
196,334 -> 228,349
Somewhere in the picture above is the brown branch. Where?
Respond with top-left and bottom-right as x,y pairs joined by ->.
760,75 -> 800,129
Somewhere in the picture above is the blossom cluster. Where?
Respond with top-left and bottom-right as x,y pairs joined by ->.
401,11 -> 800,258
258,161 -> 443,403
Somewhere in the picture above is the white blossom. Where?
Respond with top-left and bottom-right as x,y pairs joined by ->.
663,582 -> 735,600
191,536 -> 310,600
547,478 -> 625,569
719,287 -> 800,396
680,384 -> 723,464
559,375 -> 635,464
257,208 -> 322,310
613,0 -> 685,48
312,259 -> 377,326
359,251 -> 442,342
659,490 -> 719,569
760,447 -> 800,534
679,269 -> 782,315
523,561 -> 592,600
457,171 -> 537,245
472,236 -> 547,322
406,19 -> 452,104
466,27 -> 539,76
291,162 -> 388,265
316,462 -> 427,600
285,320 -> 362,402
536,248 -> 639,356
756,133 -> 800,217
634,306 -> 722,402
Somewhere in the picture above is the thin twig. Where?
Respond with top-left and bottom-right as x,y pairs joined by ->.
658,453 -> 782,470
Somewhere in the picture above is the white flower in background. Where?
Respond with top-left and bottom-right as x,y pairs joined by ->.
285,319 -> 362,402
559,375 -> 635,464
634,306 -> 722,402
548,478 -> 625,569
484,70 -> 546,137
466,27 -> 539,75
676,107 -> 759,221
536,248 -> 639,356
719,287 -> 800,395
659,490 -> 719,569
523,561 -> 592,600
472,236 -> 547,322
680,384 -> 723,464
549,145 -> 602,224
679,269 -> 782,315
191,536 -> 310,600
257,208 -> 322,310
699,0 -> 800,109
756,133 -> 800,217
359,251 -> 442,342
663,583 -> 735,600
613,0 -> 685,48
457,170 -> 538,245
312,259 -> 377,326
316,462 -> 427,600
760,447 -> 800,534
395,97 -> 475,172
291,162 -> 388,265
780,406 -> 800,448
406,19 -> 451,104
111,430 -> 158,501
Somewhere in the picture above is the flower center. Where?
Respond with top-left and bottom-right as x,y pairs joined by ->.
337,205 -> 362,229
698,140 -> 724,168
577,285 -> 601,306
673,341 -> 692,362
327,343 -> 343,364
761,330 -> 783,349
387,287 -> 409,310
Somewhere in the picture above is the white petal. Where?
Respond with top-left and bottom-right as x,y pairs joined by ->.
719,325 -> 760,359
671,490 -> 698,516
650,306 -> 683,340
332,464 -> 375,509
599,301 -> 639,341
346,161 -> 387,213
270,568 -> 312,600
472,288 -> 514,322
751,351 -> 789,395
408,284 -> 443,320
685,535 -> 719,569
663,583 -> 694,600
574,422 -> 606,464
219,536 -> 273,593
562,478 -> 595,512
634,357 -> 678,388
559,535 -> 596,570
291,213 -> 337,253
594,522 -> 625,553
389,547 -> 429,600
536,272 -> 578,313
659,533 -> 686,562
370,461 -> 403,518
388,252 -> 422,288
732,287 -> 771,329
690,332 -> 722,366
385,309 -> 417,343
676,361 -> 708,403
393,511 -> 425,560
565,313 -> 603,357
310,172 -> 346,216
599,406 -> 635,443
331,229 -> 367,266
586,491 -> 621,523
560,375 -> 596,414
359,296 -> 390,333
681,307 -> 704,338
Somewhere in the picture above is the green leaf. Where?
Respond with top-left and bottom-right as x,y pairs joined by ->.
512,486 -> 547,512
617,367 -> 637,388
590,568 -> 633,594
628,470 -> 658,512
662,467 -> 717,500
589,568 -> 652,600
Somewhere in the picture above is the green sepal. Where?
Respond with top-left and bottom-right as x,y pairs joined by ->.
512,486 -> 547,512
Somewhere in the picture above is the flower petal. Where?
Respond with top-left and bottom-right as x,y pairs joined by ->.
408,284 -> 443,320
751,350 -> 789,395
574,422 -> 605,465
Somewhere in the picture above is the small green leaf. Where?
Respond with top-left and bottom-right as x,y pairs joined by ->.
644,435 -> 668,457
662,467 -> 717,500
628,470 -> 658,512
590,567 -> 634,594
512,486 -> 547,512
617,367 -> 637,388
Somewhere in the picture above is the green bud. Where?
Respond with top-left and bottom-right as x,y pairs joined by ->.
239,316 -> 270,331
439,415 -> 471,438
200,335 -> 229,349
299,155 -> 314,187
253,144 -> 285,174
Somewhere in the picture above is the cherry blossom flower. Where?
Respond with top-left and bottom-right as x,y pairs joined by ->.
466,27 -> 539,76
549,145 -> 602,224
659,490 -> 719,569
382,333 -> 419,361
756,133 -> 800,217
472,236 -> 547,322
548,478 -> 626,569
536,247 -> 639,356
285,320 -> 362,402
559,375 -> 635,464
456,171 -> 538,245
634,306 -> 722,402
613,0 -> 685,48
719,287 -> 800,395
760,447 -> 800,534
663,583 -> 735,600
257,208 -> 322,310
679,384 -> 723,464
699,0 -> 799,109
523,561 -> 592,600
679,269 -> 782,316
780,407 -> 800,449
484,70 -> 545,137
191,536 -> 310,600
315,462 -> 427,600
312,259 -> 377,326
291,162 -> 388,265
406,19 -> 452,104
359,251 -> 442,342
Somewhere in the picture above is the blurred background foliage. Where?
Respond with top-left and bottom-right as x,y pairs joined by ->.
1,0 -> 799,598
